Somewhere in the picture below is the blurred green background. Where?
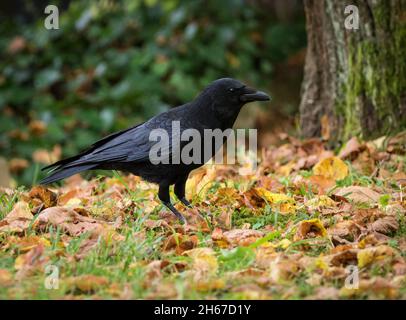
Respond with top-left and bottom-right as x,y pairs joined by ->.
0,0 -> 306,185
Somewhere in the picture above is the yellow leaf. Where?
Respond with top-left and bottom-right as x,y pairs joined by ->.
294,218 -> 328,241
357,245 -> 395,268
305,195 -> 337,210
255,188 -> 296,214
276,239 -> 291,249
314,256 -> 329,271
255,188 -> 294,203
194,278 -> 225,292
313,156 -> 349,181
184,247 -> 218,275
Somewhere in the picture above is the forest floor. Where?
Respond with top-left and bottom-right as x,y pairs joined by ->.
0,132 -> 405,299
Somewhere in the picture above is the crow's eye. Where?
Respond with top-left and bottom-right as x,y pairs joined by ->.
228,88 -> 235,93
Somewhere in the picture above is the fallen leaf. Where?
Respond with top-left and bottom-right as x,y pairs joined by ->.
65,275 -> 109,292
294,219 -> 328,241
0,269 -> 13,287
357,245 -> 396,268
339,137 -> 362,159
269,255 -> 300,282
370,216 -> 398,235
313,157 -> 349,181
306,175 -> 336,194
333,186 -> 381,204
305,195 -> 337,211
328,220 -> 361,242
222,229 -> 264,246
255,188 -> 296,214
0,201 -> 34,233
8,235 -> 51,252
184,247 -> 218,275
14,245 -> 49,280
28,186 -> 57,208
37,206 -> 114,238
340,277 -> 398,299
162,233 -> 198,254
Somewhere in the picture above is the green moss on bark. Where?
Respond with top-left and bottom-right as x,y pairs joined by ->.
336,2 -> 406,142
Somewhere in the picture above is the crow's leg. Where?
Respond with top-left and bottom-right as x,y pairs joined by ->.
175,175 -> 207,220
158,182 -> 186,224
174,174 -> 192,208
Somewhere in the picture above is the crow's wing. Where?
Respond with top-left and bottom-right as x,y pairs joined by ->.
43,107 -> 188,172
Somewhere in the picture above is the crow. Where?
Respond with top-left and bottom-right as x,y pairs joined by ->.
40,78 -> 270,222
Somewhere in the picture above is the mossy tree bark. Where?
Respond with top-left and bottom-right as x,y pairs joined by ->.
299,0 -> 406,143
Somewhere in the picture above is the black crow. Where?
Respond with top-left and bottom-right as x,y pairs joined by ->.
40,78 -> 270,222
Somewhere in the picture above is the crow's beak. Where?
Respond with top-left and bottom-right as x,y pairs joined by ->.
240,87 -> 270,102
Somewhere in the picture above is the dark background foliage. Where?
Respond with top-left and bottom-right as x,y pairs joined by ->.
0,0 -> 306,185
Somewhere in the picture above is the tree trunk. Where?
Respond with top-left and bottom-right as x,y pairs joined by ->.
299,0 -> 406,143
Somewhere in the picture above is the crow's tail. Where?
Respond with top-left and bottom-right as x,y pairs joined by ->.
39,164 -> 96,185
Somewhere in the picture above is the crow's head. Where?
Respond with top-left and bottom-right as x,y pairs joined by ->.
205,78 -> 270,105
199,78 -> 270,121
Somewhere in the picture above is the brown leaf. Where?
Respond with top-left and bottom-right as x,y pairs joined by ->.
340,277 -> 399,299
222,229 -> 264,246
29,186 -> 57,208
307,175 -> 336,194
65,275 -> 109,293
15,245 -> 49,280
37,206 -> 113,238
328,221 -> 361,242
7,235 -> 51,252
329,249 -> 358,267
162,233 -> 198,254
0,201 -> 34,233
370,216 -> 398,235
338,137 -> 362,159
0,269 -> 13,287
333,186 -> 381,204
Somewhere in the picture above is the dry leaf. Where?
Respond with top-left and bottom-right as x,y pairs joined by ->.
339,137 -> 362,159
28,186 -> 57,208
0,269 -> 13,287
37,206 -> 113,238
255,188 -> 296,214
162,233 -> 198,254
0,201 -> 33,233
294,219 -> 328,241
222,229 -> 264,246
357,245 -> 396,268
65,275 -> 109,292
370,216 -> 398,235
15,245 -> 49,280
313,157 -> 349,181
305,195 -> 337,211
334,186 -> 381,204
184,247 -> 218,275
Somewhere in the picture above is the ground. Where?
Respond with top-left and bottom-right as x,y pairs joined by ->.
0,132 -> 405,299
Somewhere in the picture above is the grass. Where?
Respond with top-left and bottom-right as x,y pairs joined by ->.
1,139 -> 406,299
